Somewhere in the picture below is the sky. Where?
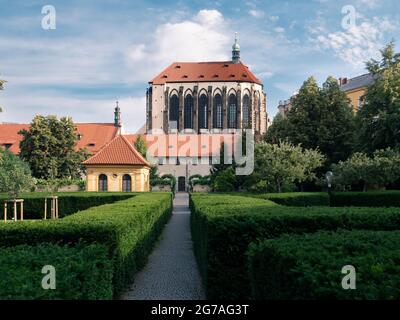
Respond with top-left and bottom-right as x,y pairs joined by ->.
0,0 -> 399,133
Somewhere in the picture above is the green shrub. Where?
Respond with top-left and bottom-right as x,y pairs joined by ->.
330,191 -> 400,207
248,230 -> 400,299
0,193 -> 173,296
250,192 -> 330,206
0,243 -> 113,299
0,192 -> 135,219
190,193 -> 400,299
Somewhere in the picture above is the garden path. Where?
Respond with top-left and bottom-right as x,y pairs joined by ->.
122,192 -> 205,300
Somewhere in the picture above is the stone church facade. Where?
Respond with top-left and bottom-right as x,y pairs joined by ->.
146,37 -> 268,137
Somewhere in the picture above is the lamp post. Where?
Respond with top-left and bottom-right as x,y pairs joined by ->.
325,171 -> 333,199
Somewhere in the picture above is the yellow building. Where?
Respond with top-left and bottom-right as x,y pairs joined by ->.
339,73 -> 374,112
83,135 -> 150,192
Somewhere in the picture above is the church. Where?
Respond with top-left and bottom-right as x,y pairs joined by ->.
146,35 -> 268,136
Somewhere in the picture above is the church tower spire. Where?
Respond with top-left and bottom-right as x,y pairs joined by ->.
114,100 -> 121,128
232,32 -> 240,64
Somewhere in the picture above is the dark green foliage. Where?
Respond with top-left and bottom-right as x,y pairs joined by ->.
357,42 -> 400,153
0,149 -> 34,198
19,115 -> 90,179
0,193 -> 173,296
248,230 -> 400,299
0,243 -> 113,300
250,192 -> 330,206
331,191 -> 400,207
190,193 -> 400,299
0,192 -> 135,219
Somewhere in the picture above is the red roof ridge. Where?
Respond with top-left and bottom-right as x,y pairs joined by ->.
83,134 -> 150,166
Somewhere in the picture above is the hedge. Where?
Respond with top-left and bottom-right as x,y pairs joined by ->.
0,193 -> 173,297
248,230 -> 400,299
0,192 -> 135,219
248,192 -> 330,206
190,193 -> 400,299
0,243 -> 113,300
330,191 -> 400,207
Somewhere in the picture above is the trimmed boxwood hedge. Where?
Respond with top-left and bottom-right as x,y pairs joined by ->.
0,192 -> 136,219
0,243 -> 113,300
248,230 -> 400,299
330,191 -> 400,207
248,192 -> 330,206
0,193 -> 173,297
190,193 -> 400,299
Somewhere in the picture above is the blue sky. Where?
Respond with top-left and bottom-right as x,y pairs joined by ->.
0,0 -> 399,132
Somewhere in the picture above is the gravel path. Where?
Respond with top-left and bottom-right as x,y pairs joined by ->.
122,193 -> 205,300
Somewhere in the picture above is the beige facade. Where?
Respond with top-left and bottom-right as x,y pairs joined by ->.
85,165 -> 150,192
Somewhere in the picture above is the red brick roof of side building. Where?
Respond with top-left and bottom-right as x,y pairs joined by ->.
124,133 -> 243,158
83,135 -> 150,166
150,61 -> 262,85
0,123 -> 119,154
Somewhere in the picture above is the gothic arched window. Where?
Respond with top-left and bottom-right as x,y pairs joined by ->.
184,94 -> 193,129
169,94 -> 179,130
198,94 -> 208,130
242,94 -> 250,129
213,94 -> 222,129
228,93 -> 237,129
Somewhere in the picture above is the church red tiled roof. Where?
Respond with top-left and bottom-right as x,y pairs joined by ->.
0,123 -> 119,154
150,61 -> 262,85
83,135 -> 150,166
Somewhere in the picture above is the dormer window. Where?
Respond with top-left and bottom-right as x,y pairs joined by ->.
175,65 -> 181,69
213,74 -> 219,78
87,143 -> 96,147
182,75 -> 188,78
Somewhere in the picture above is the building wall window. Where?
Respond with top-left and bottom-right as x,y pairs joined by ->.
198,93 -> 208,129
98,174 -> 108,192
184,94 -> 193,129
122,174 -> 132,192
169,94 -> 179,130
242,94 -> 250,129
213,93 -> 222,129
228,93 -> 237,129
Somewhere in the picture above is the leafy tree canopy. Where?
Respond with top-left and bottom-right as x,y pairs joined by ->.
134,135 -> 147,158
265,76 -> 355,167
356,42 -> 400,153
0,148 -> 33,199
19,115 -> 89,179
332,147 -> 400,191
246,141 -> 325,193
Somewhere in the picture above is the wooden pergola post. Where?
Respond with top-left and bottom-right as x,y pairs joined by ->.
44,196 -> 59,220
3,200 -> 24,222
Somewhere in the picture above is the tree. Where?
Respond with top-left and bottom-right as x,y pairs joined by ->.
263,113 -> 290,144
0,74 -> 6,112
0,149 -> 33,199
284,76 -> 355,166
134,135 -> 147,158
246,141 -> 325,193
19,115 -> 89,179
356,42 -> 400,153
332,148 -> 400,191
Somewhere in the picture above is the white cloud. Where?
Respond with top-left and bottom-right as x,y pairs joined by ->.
274,27 -> 285,33
357,0 -> 379,8
269,15 -> 279,22
125,9 -> 230,82
249,10 -> 265,18
314,17 -> 397,69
